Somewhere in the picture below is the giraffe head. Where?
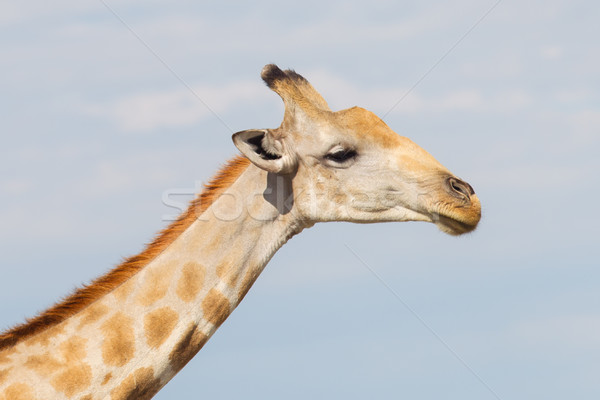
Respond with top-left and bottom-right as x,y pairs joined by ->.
233,64 -> 481,235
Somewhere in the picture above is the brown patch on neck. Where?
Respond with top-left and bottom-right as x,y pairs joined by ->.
0,367 -> 12,385
175,261 -> 205,303
51,363 -> 92,397
1,383 -> 35,400
168,323 -> 208,374
110,366 -> 162,400
143,307 -> 178,349
237,267 -> 262,303
0,156 -> 251,350
201,289 -> 231,327
100,313 -> 135,367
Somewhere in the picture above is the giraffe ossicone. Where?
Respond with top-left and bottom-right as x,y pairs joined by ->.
0,64 -> 481,399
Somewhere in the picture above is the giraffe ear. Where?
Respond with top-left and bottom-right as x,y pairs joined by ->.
232,129 -> 297,174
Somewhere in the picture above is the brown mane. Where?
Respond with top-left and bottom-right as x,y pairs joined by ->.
0,155 -> 251,350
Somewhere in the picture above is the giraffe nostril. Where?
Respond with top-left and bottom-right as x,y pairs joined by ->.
446,177 -> 474,200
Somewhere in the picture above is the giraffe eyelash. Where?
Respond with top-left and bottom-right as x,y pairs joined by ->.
324,149 -> 358,163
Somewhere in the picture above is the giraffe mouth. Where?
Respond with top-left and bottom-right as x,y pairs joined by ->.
427,176 -> 481,235
432,193 -> 482,236
435,213 -> 479,235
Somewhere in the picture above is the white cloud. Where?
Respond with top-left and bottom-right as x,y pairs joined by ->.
426,88 -> 533,113
459,52 -> 526,80
308,70 -> 534,115
435,89 -> 483,110
76,152 -> 179,198
306,70 -> 421,113
82,80 -> 269,132
284,8 -> 451,47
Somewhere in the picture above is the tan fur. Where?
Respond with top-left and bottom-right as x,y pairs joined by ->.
20,336 -> 92,397
100,313 -> 135,367
24,353 -> 62,376
336,107 -> 403,149
112,279 -> 136,303
0,349 -> 15,365
175,262 -> 206,303
0,156 -> 250,350
77,303 -> 110,329
143,307 -> 178,349
216,261 -> 243,287
237,267 -> 261,303
24,324 -> 65,348
168,324 -> 208,374
0,369 -> 11,385
102,373 -> 112,386
25,337 -> 87,379
0,383 -> 35,400
136,261 -> 178,306
59,336 -> 87,364
201,289 -> 231,327
0,352 -> 12,365
110,367 -> 161,400
50,364 -> 92,397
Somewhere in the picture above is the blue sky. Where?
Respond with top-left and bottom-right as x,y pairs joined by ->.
1,1 -> 599,398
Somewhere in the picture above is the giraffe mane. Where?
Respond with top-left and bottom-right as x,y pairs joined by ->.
0,155 -> 251,350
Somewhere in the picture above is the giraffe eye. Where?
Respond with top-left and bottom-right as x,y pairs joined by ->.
325,149 -> 357,163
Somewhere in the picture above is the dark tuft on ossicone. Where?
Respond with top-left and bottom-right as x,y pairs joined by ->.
261,64 -> 307,88
261,64 -> 286,88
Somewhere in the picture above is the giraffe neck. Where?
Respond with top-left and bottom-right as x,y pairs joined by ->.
0,163 -> 306,399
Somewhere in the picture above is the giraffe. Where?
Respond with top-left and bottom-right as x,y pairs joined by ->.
0,64 -> 481,399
